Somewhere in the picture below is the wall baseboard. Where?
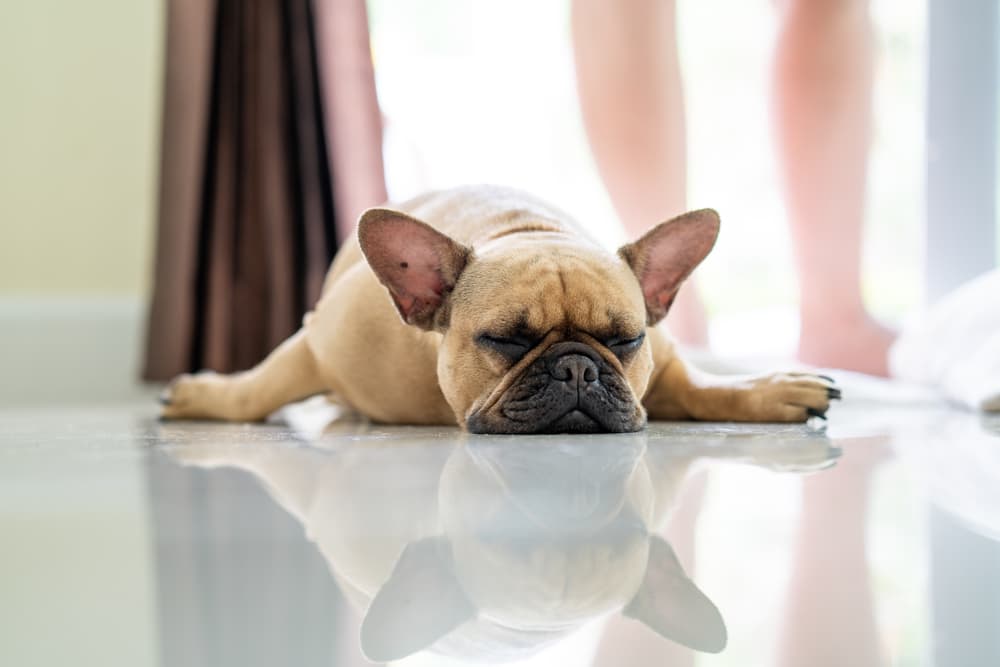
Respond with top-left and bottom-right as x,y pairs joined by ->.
0,296 -> 160,406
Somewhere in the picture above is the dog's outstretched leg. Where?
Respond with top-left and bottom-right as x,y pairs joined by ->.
160,329 -> 327,421
643,329 -> 840,423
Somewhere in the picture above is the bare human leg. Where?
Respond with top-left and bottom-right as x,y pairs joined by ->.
772,0 -> 894,375
571,0 -> 708,347
776,437 -> 889,667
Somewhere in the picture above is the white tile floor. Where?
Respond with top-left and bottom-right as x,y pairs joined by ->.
1,398 -> 998,667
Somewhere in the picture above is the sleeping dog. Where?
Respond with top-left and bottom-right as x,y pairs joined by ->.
161,186 -> 838,432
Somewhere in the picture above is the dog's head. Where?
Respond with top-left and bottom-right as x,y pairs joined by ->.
358,207 -> 719,433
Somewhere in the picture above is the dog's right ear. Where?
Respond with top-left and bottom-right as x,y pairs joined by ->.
624,536 -> 727,653
618,209 -> 720,325
358,209 -> 473,330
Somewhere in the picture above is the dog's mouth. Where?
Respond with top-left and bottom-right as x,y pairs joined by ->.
541,409 -> 601,434
466,342 -> 646,434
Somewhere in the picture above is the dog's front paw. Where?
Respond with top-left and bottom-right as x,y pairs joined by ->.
159,371 -> 233,421
745,372 -> 841,423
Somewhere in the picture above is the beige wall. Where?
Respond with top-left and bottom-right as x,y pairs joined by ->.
0,0 -> 163,296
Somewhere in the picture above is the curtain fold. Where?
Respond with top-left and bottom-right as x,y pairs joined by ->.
143,0 -> 386,381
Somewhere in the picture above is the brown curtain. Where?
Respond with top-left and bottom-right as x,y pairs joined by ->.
143,0 -> 386,381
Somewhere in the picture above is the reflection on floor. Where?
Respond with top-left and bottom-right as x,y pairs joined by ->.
1,401 -> 998,667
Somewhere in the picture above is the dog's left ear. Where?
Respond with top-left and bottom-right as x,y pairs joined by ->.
618,209 -> 720,325
624,536 -> 727,653
360,536 -> 476,663
358,208 -> 473,330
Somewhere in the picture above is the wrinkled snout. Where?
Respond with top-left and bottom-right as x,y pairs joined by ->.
467,342 -> 646,434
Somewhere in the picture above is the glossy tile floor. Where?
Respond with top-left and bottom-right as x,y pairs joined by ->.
2,398 -> 999,667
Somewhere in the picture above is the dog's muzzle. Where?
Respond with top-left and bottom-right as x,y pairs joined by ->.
467,342 -> 646,434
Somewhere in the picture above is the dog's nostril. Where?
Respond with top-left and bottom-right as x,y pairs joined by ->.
551,355 -> 599,385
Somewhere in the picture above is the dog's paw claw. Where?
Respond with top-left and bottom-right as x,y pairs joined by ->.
827,387 -> 842,400
806,406 -> 828,420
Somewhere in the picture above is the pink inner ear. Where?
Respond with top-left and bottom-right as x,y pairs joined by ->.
359,211 -> 467,326
628,210 -> 719,323
649,279 -> 677,310
641,244 -> 707,304
380,225 -> 448,301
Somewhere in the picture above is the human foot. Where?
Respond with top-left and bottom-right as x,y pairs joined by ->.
797,312 -> 895,376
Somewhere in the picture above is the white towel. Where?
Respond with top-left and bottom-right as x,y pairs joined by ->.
889,269 -> 1000,412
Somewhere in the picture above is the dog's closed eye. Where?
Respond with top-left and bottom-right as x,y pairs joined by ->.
476,334 -> 537,363
605,333 -> 645,360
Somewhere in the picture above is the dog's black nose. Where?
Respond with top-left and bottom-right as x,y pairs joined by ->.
550,354 -> 599,385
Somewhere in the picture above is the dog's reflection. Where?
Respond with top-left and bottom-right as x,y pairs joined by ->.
168,424 -> 837,663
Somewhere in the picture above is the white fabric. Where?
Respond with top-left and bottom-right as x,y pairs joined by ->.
889,269 -> 1000,412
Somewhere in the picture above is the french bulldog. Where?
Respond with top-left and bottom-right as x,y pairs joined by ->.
161,185 -> 839,433
165,421 -> 839,662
